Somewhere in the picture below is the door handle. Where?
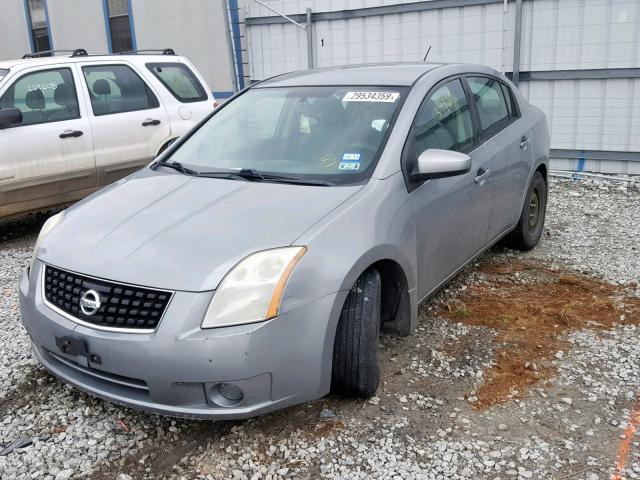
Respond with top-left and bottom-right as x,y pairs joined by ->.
520,136 -> 529,149
474,168 -> 491,184
59,130 -> 83,139
142,119 -> 161,126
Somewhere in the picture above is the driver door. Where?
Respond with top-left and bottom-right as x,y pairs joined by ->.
406,77 -> 492,299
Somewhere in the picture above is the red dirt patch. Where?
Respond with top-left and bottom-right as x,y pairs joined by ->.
439,259 -> 640,409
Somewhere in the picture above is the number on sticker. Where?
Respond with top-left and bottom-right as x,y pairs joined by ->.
343,91 -> 400,103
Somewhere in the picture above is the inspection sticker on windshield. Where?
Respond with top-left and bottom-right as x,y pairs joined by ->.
339,154 -> 361,171
343,91 -> 400,103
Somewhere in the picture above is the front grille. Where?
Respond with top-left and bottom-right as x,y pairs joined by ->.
43,265 -> 173,331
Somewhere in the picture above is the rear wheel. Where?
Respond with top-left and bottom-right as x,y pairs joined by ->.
502,171 -> 547,251
331,269 -> 381,398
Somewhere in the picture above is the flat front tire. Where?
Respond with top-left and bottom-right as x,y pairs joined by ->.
331,269 -> 381,398
503,171 -> 547,251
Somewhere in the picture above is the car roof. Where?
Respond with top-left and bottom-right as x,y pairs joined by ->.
256,62 -> 452,87
0,54 -> 187,72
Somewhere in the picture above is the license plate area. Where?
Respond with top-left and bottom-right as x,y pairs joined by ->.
55,335 -> 102,367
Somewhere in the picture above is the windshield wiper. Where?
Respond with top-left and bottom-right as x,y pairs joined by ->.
260,174 -> 333,186
198,169 -> 332,185
192,168 -> 264,182
152,161 -> 199,176
158,165 -> 333,186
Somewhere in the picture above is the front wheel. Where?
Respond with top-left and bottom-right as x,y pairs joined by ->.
331,269 -> 381,398
502,171 -> 547,251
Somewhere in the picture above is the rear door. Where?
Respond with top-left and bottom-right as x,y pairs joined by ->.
145,60 -> 214,126
0,65 -> 96,215
405,77 -> 492,299
77,61 -> 171,186
466,76 -> 531,239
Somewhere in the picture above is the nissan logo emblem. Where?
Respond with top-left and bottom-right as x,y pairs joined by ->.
79,290 -> 101,316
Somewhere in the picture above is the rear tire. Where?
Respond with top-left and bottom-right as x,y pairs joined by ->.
331,269 -> 381,398
502,171 -> 547,251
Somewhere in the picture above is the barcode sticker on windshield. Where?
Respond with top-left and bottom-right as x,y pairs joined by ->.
342,91 -> 400,103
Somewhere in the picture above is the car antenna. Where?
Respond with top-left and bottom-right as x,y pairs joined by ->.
422,45 -> 432,62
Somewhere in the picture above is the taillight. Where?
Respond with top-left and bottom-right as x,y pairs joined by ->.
213,101 -> 220,108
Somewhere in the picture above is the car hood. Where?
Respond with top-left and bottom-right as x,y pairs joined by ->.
39,169 -> 363,291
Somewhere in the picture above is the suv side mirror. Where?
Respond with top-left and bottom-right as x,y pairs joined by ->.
0,108 -> 22,129
411,149 -> 471,181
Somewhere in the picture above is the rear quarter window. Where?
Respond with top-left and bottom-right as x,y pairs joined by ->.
146,63 -> 207,103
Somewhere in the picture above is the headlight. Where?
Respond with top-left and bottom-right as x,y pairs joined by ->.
202,246 -> 306,328
31,211 -> 65,270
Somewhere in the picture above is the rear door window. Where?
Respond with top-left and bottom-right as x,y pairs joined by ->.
467,76 -> 510,135
500,83 -> 519,118
146,62 -> 207,103
82,64 -> 159,116
0,67 -> 79,126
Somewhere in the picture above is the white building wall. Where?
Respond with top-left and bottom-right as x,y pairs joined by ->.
0,0 -> 32,60
131,0 -> 237,95
47,0 -> 109,54
248,2 -> 514,80
520,0 -> 640,71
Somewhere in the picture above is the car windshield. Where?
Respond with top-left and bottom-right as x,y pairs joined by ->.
165,86 -> 407,185
0,69 -> 8,83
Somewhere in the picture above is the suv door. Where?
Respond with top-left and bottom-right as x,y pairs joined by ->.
466,76 -> 531,239
78,62 -> 171,186
0,66 -> 96,216
404,77 -> 492,299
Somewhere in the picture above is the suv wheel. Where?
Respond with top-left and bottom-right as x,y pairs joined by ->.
331,269 -> 381,398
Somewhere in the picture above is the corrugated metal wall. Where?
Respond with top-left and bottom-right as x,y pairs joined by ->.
245,0 -> 640,174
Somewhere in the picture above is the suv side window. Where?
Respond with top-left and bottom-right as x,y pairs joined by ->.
0,68 -> 79,126
82,64 -> 159,116
413,78 -> 474,155
467,76 -> 510,135
146,63 -> 207,103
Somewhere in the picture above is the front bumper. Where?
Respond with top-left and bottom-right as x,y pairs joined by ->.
19,262 -> 344,419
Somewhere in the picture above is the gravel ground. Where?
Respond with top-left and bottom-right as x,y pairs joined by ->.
0,177 -> 639,480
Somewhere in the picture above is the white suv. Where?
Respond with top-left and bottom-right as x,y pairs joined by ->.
0,48 -> 216,218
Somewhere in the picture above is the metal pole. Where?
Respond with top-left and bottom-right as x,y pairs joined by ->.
253,0 -> 307,30
223,0 -> 239,92
512,0 -> 523,86
306,8 -> 314,69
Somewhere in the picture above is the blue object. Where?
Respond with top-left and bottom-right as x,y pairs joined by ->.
228,0 -> 245,90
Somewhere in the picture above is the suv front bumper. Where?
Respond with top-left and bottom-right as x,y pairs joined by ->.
19,262 -> 343,419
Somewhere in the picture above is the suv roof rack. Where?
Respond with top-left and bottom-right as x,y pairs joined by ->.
121,48 -> 176,55
23,48 -> 88,59
118,48 -> 176,56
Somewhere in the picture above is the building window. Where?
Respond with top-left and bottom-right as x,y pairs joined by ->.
27,0 -> 51,54
106,0 -> 133,53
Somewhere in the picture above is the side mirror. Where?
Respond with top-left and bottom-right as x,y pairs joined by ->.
411,149 -> 471,181
0,108 -> 22,129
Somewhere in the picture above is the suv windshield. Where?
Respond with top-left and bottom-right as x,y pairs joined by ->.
165,86 -> 407,185
0,69 -> 8,83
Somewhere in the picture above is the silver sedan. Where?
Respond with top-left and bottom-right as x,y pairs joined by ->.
19,62 -> 549,419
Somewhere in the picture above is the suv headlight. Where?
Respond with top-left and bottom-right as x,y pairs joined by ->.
202,246 -> 306,328
31,211 -> 65,271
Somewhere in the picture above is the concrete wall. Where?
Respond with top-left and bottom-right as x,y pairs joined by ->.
131,0 -> 236,95
0,0 -> 33,60
47,0 -> 109,54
